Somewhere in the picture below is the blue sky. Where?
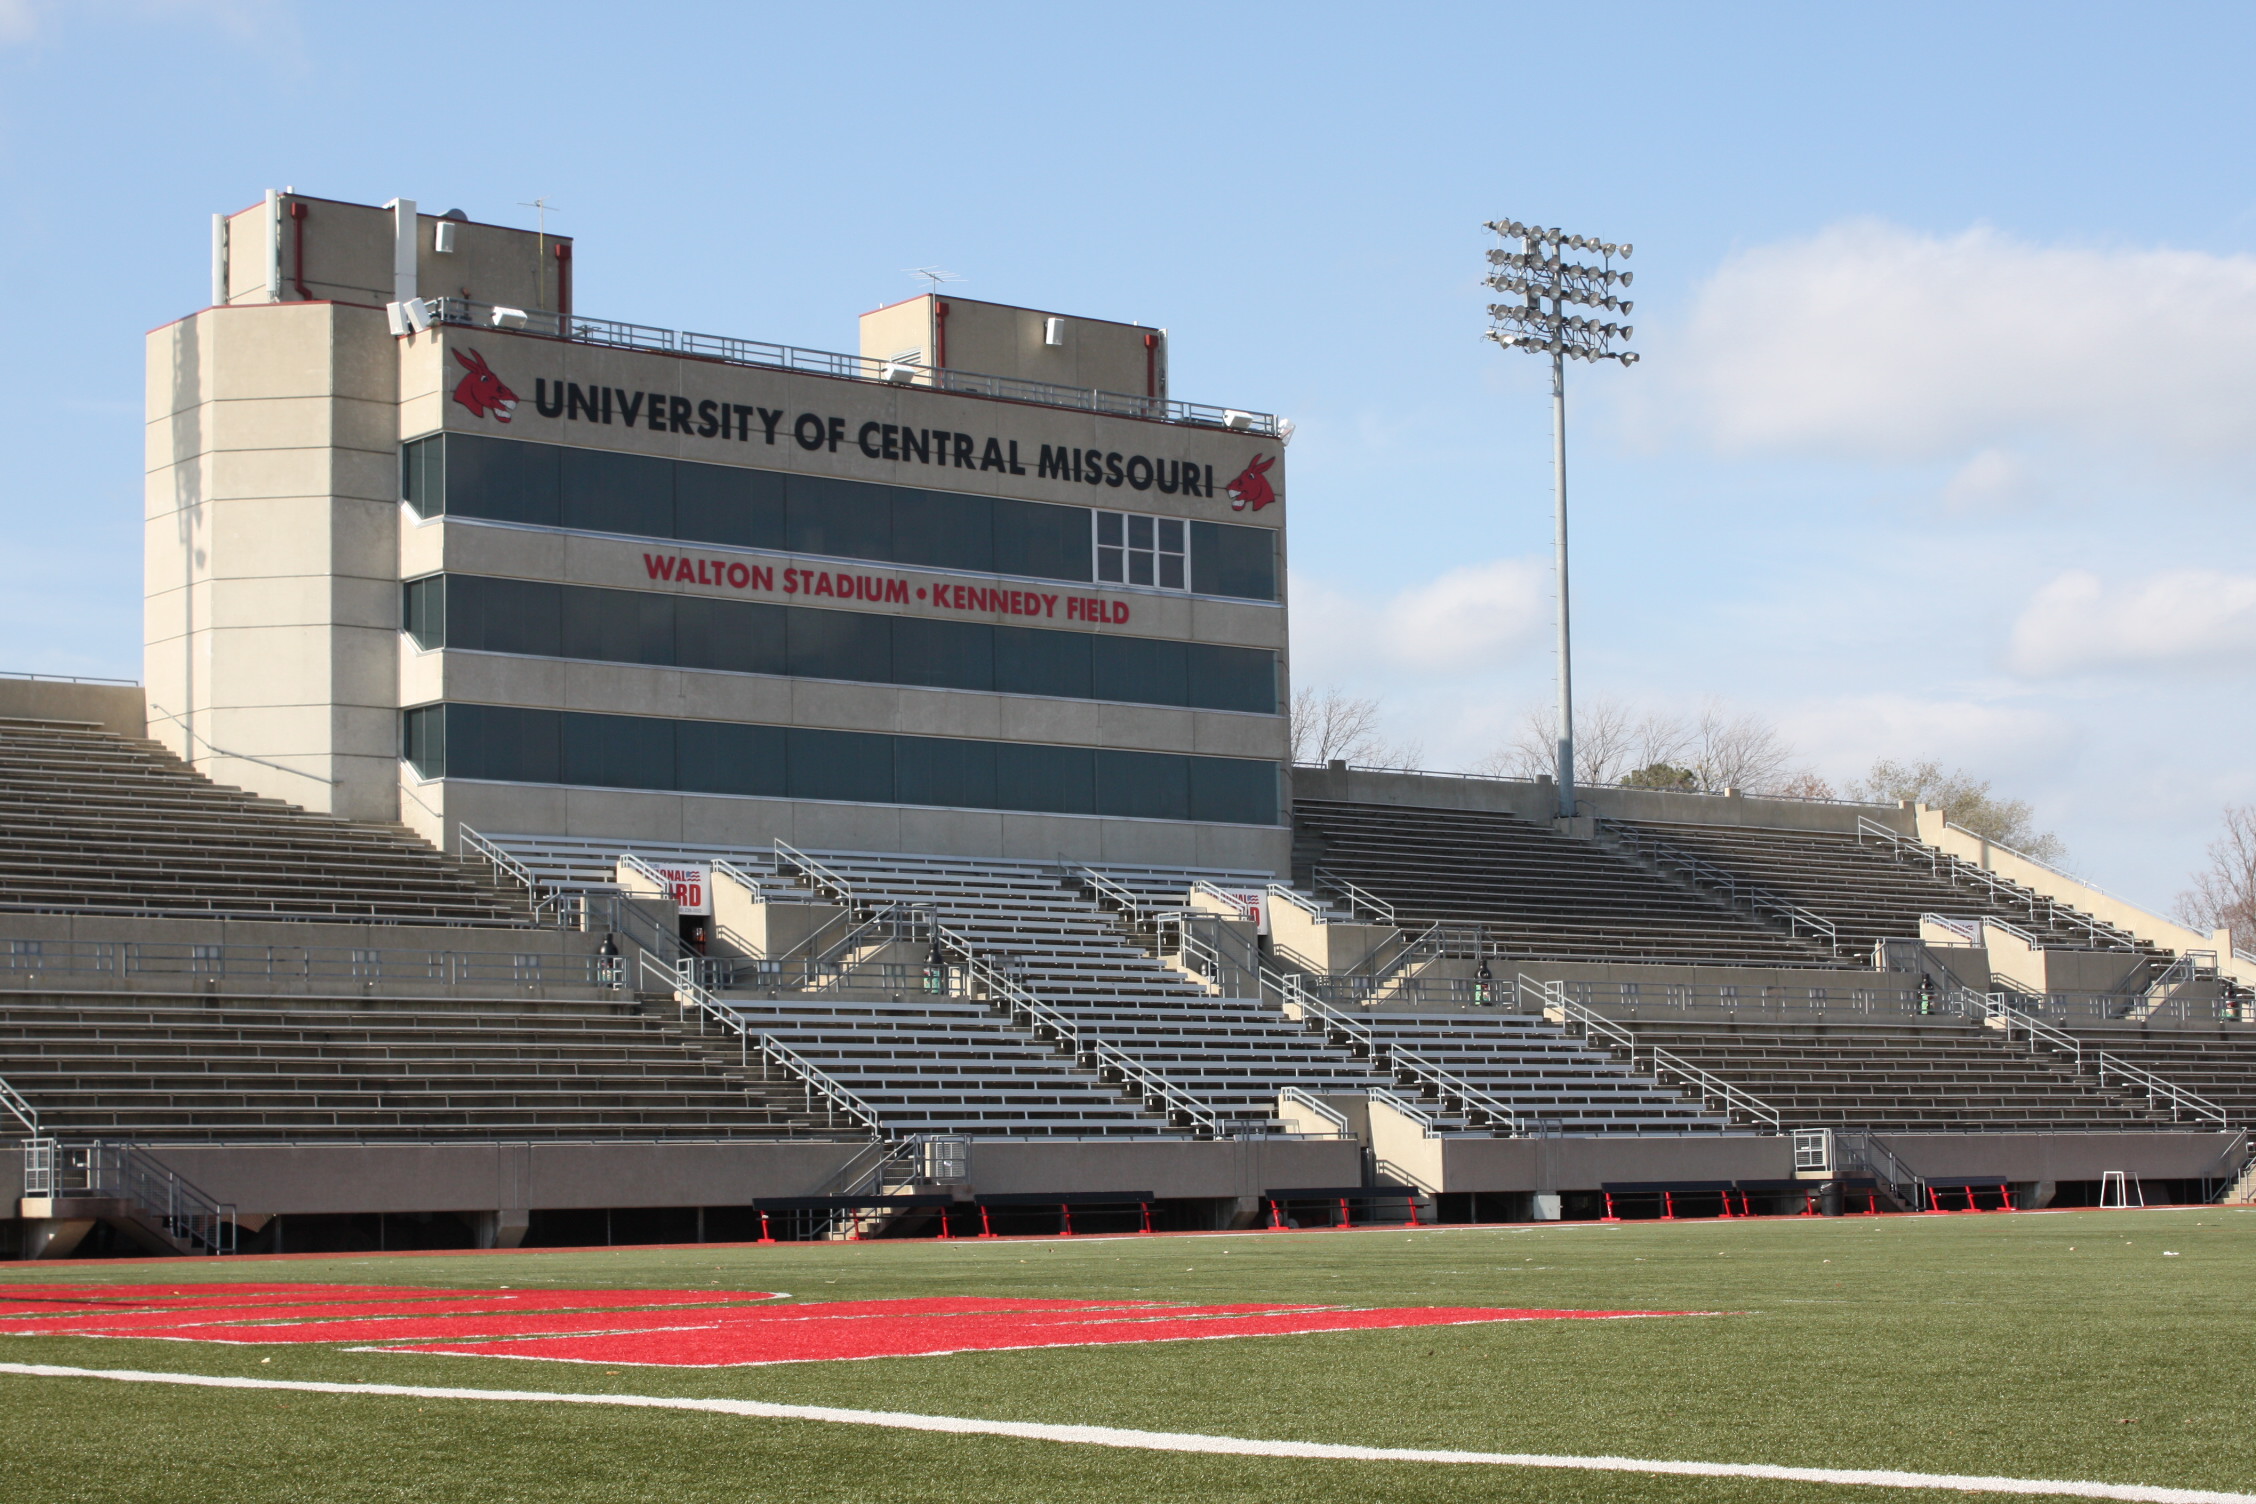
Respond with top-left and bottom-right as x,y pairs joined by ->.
3,1 -> 2252,909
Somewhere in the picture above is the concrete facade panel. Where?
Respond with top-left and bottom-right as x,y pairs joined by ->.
208,305 -> 340,402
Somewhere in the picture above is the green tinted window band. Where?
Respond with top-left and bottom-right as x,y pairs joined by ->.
399,703 -> 1280,826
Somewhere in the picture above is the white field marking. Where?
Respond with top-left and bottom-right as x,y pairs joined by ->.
0,1363 -> 2245,1503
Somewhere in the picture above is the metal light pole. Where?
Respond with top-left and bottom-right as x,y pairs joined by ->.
1483,220 -> 1639,820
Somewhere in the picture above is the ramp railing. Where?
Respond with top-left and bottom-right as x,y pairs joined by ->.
930,923 -> 1223,1137
1263,965 -> 1523,1134
1524,975 -> 1780,1132
1598,818 -> 1838,953
639,953 -> 883,1137
1973,993 -> 2230,1128
0,1069 -> 37,1133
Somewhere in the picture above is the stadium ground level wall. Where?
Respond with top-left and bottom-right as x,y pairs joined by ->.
10,1130 -> 2238,1259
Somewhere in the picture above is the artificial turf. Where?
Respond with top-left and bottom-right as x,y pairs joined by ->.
1,1206 -> 2249,1504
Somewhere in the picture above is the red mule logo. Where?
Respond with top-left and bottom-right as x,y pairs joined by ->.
1224,455 -> 1277,511
451,348 -> 519,422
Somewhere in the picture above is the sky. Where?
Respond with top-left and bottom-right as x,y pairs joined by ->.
1,0 -> 2251,912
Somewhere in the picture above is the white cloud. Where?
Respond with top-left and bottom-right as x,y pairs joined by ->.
2008,568 -> 2256,676
0,0 -> 36,42
1775,693 -> 2067,782
1291,557 -> 1548,681
1662,220 -> 2256,465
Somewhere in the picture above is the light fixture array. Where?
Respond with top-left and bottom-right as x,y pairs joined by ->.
1482,220 -> 1639,364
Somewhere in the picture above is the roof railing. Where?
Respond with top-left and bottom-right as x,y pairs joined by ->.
419,297 -> 1282,437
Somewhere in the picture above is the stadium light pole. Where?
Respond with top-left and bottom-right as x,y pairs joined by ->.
1483,220 -> 1639,820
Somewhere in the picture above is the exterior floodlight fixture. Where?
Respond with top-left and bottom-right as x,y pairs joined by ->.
1483,218 -> 1639,820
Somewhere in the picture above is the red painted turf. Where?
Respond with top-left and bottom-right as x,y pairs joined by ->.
0,1283 -> 1689,1366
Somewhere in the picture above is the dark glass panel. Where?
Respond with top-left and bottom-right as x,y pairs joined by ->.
676,461 -> 786,550
892,615 -> 993,692
787,728 -> 894,803
401,703 -> 444,777
787,474 -> 891,560
450,576 -> 561,658
448,703 -> 561,784
444,433 -> 559,527
560,710 -> 674,791
676,596 -> 787,676
996,742 -> 1094,815
891,488 -> 994,573
786,606 -> 892,683
894,734 -> 997,809
561,446 -> 673,539
1185,643 -> 1277,714
401,576 -> 443,649
677,719 -> 787,797
994,625 -> 1091,699
1092,634 -> 1187,708
993,498 -> 1093,582
1189,520 -> 1278,602
1189,754 -> 1279,825
1096,749 -> 1190,821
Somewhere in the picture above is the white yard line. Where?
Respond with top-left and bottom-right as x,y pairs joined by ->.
0,1361 -> 2246,1503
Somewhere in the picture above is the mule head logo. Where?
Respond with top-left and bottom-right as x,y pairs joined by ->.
1224,454 -> 1278,511
451,348 -> 519,422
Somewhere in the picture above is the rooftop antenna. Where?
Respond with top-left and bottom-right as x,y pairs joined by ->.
520,197 -> 560,311
905,266 -> 963,294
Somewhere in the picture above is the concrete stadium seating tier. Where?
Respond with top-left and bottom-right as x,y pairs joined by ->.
0,990 -> 839,1140
1615,819 -> 2154,958
0,719 -> 527,924
1584,1018 -> 2168,1132
1290,799 -> 1840,966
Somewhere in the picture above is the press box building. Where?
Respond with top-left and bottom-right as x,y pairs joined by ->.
149,193 -> 1293,871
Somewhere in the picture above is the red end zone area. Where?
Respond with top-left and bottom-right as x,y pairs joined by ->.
0,1283 -> 1696,1367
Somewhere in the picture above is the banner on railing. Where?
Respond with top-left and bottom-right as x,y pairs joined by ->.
1211,890 -> 1269,933
654,864 -> 712,915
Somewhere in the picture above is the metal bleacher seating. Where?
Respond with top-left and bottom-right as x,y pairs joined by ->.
1585,1017 -> 2164,1131
1350,1012 -> 1730,1133
1613,819 -> 2148,959
1291,799 -> 1839,966
0,990 -> 839,1140
0,718 -> 527,924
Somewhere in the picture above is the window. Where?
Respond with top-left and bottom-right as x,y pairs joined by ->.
1096,511 -> 1187,590
400,702 -> 1279,825
402,575 -> 1277,713
402,435 -> 1277,599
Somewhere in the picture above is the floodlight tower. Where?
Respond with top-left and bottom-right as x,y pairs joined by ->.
1483,220 -> 1639,819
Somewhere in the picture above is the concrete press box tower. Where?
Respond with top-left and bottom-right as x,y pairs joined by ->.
148,192 -> 1292,870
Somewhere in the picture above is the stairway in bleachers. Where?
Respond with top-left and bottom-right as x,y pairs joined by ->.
1581,1018 -> 2167,1131
0,990 -> 839,1140
2039,1026 -> 2256,1126
1614,820 -> 2151,959
1290,799 -> 1840,967
1348,1012 -> 1731,1133
0,719 -> 528,925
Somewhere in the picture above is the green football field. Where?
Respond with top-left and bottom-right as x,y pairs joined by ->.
1,1206 -> 2250,1503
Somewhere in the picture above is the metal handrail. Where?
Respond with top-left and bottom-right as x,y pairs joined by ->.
932,923 -> 1222,1136
640,953 -> 884,1136
1264,966 -> 1522,1134
1277,1086 -> 1353,1139
1857,818 -> 2138,952
23,1140 -> 237,1253
1367,1087 -> 1447,1138
1308,868 -> 1396,925
420,296 -> 1283,436
1920,912 -> 1985,944
1525,975 -> 1781,1131
774,841 -> 861,907
0,1071 -> 38,1133
1262,882 -> 1329,922
1832,1129 -> 1926,1212
1600,818 -> 1838,953
1976,993 -> 2231,1128
0,935 -> 612,993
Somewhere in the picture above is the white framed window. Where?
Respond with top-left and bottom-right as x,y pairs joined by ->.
1095,511 -> 1187,590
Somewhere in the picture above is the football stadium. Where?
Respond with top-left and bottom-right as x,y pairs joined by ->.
3,189 -> 2253,1504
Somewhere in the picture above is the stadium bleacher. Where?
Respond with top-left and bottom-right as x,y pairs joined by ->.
1291,798 -> 1841,966
0,989 -> 839,1140
0,720 -> 528,925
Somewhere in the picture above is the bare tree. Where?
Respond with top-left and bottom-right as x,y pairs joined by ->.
1770,770 -> 1838,801
2173,805 -> 2256,948
1290,686 -> 1421,768
1687,704 -> 1796,794
1848,758 -> 2066,862
1481,698 -> 1689,787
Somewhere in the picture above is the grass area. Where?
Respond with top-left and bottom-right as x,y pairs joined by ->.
2,1207 -> 2251,1503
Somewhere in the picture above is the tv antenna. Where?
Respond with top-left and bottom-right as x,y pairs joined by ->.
905,267 -> 964,294
519,197 -> 561,238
